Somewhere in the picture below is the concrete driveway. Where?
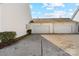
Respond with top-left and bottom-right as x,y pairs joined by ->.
41,34 -> 79,56
0,34 -> 71,56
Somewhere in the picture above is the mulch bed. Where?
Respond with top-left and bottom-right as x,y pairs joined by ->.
0,34 -> 30,49
0,39 -> 19,49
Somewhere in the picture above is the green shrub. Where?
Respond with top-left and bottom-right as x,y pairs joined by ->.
0,32 -> 16,43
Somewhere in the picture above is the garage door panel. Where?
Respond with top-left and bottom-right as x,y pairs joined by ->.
31,24 -> 50,33
54,23 -> 71,33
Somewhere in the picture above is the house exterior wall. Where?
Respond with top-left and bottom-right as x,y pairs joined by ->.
31,22 -> 77,33
0,3 -> 32,37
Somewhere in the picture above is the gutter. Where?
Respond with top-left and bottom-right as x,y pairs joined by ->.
71,6 -> 79,20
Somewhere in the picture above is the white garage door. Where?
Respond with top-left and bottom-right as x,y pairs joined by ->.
54,23 -> 72,33
31,23 -> 76,33
31,23 -> 50,33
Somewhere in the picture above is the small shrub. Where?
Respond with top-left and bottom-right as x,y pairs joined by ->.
0,32 -> 16,43
27,29 -> 31,34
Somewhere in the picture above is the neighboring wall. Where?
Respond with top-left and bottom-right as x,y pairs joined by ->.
0,3 -> 32,37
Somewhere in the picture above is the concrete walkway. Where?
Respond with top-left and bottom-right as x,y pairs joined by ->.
0,34 -> 70,56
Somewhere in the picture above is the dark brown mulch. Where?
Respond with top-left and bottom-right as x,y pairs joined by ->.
0,34 -> 30,49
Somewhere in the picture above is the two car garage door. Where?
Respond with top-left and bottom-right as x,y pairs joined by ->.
31,23 -> 76,33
